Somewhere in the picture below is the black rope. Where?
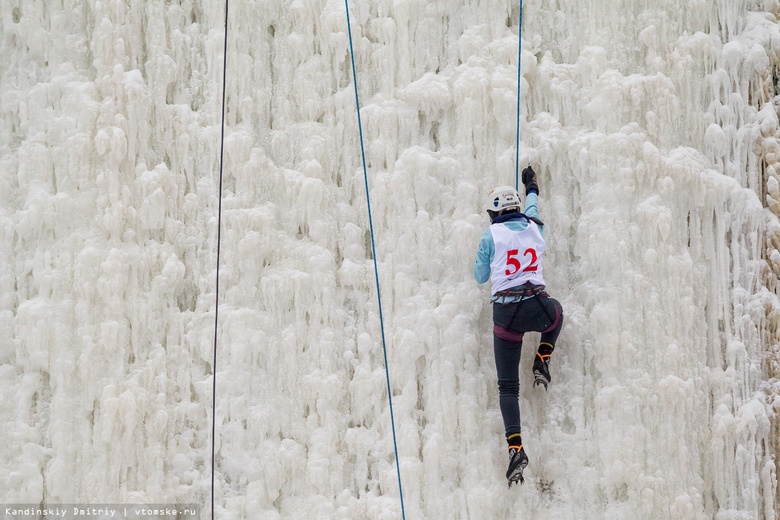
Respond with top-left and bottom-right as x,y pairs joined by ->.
211,1 -> 229,518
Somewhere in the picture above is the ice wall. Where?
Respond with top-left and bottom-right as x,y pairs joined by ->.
0,0 -> 225,505
2,0 -> 780,519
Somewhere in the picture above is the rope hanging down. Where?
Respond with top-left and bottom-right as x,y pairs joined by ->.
211,1 -> 230,518
515,0 -> 524,191
343,2 -> 407,518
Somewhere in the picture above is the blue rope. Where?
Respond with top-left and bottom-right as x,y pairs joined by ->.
343,2 -> 406,518
515,0 -> 524,191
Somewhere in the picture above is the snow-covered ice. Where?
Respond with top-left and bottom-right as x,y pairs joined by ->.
2,0 -> 780,518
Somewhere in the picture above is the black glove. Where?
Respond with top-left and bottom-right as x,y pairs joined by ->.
521,166 -> 538,195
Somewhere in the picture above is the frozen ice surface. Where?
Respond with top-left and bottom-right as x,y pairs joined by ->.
2,0 -> 780,518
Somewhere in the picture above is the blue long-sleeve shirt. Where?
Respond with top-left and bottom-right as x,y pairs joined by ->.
473,193 -> 542,284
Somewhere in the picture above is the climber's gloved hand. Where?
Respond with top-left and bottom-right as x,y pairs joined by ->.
522,166 -> 538,195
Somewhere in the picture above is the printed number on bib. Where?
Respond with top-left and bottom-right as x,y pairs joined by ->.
505,248 -> 539,275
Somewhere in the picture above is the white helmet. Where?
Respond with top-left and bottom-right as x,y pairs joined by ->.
485,186 -> 521,213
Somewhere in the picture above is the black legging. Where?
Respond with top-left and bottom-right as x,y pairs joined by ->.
492,294 -> 563,436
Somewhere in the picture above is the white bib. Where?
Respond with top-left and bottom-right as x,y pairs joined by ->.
489,221 -> 546,294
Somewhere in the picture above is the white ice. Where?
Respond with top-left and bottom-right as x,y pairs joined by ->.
2,0 -> 780,518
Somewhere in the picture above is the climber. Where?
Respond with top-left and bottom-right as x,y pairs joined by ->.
473,166 -> 564,487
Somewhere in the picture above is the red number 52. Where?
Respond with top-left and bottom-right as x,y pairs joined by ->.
505,248 -> 538,275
